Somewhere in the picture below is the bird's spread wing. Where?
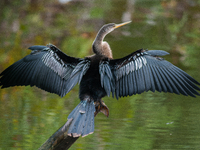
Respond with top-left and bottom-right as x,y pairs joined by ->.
0,44 -> 90,97
99,49 -> 200,99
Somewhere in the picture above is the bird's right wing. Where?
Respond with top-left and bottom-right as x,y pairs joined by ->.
99,49 -> 200,99
0,44 -> 90,97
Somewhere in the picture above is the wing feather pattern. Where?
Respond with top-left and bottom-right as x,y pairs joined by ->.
99,61 -> 115,97
0,44 -> 90,97
99,49 -> 200,99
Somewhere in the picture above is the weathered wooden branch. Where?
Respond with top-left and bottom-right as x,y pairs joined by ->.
38,119 -> 79,150
38,105 -> 101,150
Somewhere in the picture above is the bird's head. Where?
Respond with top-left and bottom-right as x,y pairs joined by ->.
101,21 -> 132,34
92,21 -> 132,57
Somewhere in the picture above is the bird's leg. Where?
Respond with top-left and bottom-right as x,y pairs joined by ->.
94,99 -> 109,117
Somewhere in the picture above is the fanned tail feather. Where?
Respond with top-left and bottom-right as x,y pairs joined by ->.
67,99 -> 95,137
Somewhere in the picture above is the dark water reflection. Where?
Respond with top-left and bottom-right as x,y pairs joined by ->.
0,0 -> 200,149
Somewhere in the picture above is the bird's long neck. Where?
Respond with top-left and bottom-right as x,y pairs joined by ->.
92,26 -> 113,59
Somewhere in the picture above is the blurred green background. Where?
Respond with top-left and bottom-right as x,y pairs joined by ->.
0,0 -> 200,149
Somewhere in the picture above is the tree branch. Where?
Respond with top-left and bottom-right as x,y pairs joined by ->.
38,119 -> 79,150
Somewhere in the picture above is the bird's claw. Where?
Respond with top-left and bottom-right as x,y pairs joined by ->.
94,100 -> 109,117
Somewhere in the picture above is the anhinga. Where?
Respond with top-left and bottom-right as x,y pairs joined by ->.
0,21 -> 200,137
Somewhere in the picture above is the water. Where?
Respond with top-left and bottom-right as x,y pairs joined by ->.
0,0 -> 200,149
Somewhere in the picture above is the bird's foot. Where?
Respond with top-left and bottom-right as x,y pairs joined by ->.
94,100 -> 109,117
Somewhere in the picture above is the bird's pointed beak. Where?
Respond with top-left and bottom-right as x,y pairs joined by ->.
114,21 -> 132,29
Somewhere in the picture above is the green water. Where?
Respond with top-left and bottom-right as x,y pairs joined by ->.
0,0 -> 200,149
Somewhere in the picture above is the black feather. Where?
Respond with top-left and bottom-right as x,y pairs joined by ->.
164,68 -> 188,95
167,68 -> 197,97
147,50 -> 169,56
9,61 -> 27,87
171,67 -> 200,91
104,75 -> 111,96
155,66 -> 172,93
127,73 -> 133,96
67,100 -> 95,137
122,76 -> 126,96
146,64 -> 155,92
141,66 -> 151,92
152,65 -> 167,92
28,45 -> 48,51
137,68 -> 146,94
159,67 -> 180,94
119,76 -> 123,97
115,80 -> 120,99
174,66 -> 200,85
131,68 -> 137,95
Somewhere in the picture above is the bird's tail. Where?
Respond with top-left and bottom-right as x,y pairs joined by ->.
67,98 -> 95,137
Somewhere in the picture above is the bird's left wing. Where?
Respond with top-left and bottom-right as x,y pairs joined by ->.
0,44 -> 90,97
99,49 -> 200,99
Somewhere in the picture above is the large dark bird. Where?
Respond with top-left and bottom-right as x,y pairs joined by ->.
0,21 -> 200,137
